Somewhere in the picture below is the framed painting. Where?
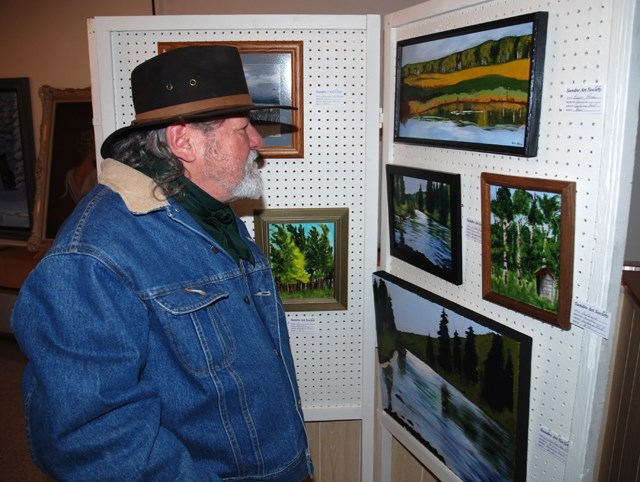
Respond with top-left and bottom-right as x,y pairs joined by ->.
481,172 -> 576,330
0,78 -> 36,244
28,86 -> 94,252
158,40 -> 303,158
373,270 -> 532,482
386,164 -> 462,285
394,12 -> 548,157
254,208 -> 348,311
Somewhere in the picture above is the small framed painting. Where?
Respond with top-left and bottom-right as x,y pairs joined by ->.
254,207 -> 348,311
158,40 -> 303,158
386,164 -> 462,285
481,172 -> 576,329
394,12 -> 548,157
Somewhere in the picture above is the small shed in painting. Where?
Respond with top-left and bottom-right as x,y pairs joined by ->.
535,267 -> 557,301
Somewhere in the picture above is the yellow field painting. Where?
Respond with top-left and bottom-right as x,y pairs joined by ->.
404,58 -> 531,90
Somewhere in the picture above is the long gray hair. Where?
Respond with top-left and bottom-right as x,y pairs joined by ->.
108,120 -> 222,199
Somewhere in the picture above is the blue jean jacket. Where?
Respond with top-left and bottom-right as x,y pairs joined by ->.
11,160 -> 313,481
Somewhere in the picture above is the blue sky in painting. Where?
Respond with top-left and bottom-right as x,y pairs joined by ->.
376,275 -> 495,337
269,222 -> 335,249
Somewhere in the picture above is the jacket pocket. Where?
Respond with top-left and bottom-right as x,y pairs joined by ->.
150,282 -> 235,375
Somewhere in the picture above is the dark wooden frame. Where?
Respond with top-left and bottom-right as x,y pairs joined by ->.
0,78 -> 36,244
386,164 -> 462,285
158,40 -> 304,159
373,270 -> 532,481
254,207 -> 348,311
481,172 -> 576,329
394,12 -> 548,157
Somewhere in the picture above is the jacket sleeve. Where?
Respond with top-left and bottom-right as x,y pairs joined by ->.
12,253 -> 221,482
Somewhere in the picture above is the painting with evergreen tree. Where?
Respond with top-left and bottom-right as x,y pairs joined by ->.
254,207 -> 348,311
480,173 -> 576,330
393,12 -> 548,157
386,165 -> 462,284
373,270 -> 532,481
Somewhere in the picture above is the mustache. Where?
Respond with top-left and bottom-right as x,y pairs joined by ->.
247,149 -> 260,164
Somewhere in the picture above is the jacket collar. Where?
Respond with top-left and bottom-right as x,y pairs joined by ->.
98,159 -> 169,214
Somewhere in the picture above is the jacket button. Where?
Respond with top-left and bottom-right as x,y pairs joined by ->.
211,246 -> 219,254
243,296 -> 250,304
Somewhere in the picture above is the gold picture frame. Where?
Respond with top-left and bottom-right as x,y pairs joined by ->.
254,208 -> 349,311
158,40 -> 304,159
28,85 -> 94,253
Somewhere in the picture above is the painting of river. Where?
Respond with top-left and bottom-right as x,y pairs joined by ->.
393,12 -> 548,157
373,271 -> 532,481
386,165 -> 462,284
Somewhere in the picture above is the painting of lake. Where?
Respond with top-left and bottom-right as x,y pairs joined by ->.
393,12 -> 548,156
386,165 -> 462,284
373,271 -> 532,481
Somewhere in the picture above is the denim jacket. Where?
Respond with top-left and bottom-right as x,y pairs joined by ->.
12,159 -> 313,481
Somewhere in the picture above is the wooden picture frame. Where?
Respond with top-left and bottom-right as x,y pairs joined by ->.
373,270 -> 532,482
0,78 -> 36,244
158,40 -> 304,159
254,207 -> 348,311
386,164 -> 462,285
481,172 -> 576,330
28,86 -> 94,252
394,12 -> 548,157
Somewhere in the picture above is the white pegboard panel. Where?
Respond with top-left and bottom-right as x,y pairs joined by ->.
381,0 -> 637,481
88,15 -> 381,422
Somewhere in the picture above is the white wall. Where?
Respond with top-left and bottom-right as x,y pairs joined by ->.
378,0 -> 640,480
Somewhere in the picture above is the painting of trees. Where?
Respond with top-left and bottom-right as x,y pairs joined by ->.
254,208 -> 349,311
387,165 -> 462,284
481,174 -> 576,329
372,271 -> 532,481
394,12 -> 547,157
269,222 -> 334,298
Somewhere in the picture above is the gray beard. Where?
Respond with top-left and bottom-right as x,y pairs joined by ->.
228,150 -> 263,201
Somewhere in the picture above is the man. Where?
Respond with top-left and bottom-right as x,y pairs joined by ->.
11,45 -> 313,481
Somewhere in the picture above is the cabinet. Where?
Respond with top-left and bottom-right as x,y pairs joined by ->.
0,247 -> 39,335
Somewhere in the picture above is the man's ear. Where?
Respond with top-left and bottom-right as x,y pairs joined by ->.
165,123 -> 196,162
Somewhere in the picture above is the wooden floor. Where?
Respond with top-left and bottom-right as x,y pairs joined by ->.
0,336 -> 51,481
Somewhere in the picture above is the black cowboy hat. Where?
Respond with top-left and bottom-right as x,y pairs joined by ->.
100,45 -> 289,159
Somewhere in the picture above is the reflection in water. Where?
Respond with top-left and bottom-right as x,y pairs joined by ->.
395,210 -> 452,270
398,117 -> 525,147
381,350 -> 515,482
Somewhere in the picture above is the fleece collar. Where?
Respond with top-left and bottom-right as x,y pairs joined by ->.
98,159 -> 169,214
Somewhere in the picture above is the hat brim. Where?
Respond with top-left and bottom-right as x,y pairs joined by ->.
100,103 -> 290,159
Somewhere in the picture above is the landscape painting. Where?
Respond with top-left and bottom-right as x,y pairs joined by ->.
386,165 -> 462,285
373,270 -> 532,482
394,12 -> 548,157
481,173 -> 576,330
158,40 -> 304,158
254,208 -> 348,311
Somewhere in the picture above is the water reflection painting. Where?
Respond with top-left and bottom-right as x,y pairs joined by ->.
373,271 -> 532,481
393,12 -> 548,157
386,165 -> 462,285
